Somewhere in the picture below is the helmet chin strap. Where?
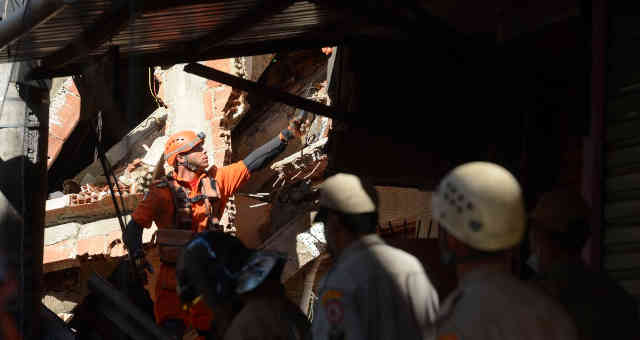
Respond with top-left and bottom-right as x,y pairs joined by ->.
179,158 -> 204,173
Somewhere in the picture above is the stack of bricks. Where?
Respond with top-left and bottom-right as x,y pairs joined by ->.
68,183 -> 130,207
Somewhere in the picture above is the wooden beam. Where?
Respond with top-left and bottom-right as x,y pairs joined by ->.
28,33 -> 346,80
191,0 -> 295,55
184,62 -> 346,120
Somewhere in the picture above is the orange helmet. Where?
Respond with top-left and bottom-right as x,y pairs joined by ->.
164,130 -> 205,166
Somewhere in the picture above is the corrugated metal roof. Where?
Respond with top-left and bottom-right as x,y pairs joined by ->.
0,0 -> 332,64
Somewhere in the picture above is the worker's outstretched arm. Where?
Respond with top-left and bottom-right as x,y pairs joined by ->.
242,128 -> 294,172
242,111 -> 308,173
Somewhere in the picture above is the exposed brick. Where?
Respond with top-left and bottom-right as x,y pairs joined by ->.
67,80 -> 79,96
214,86 -> 232,118
48,85 -> 81,167
203,88 -> 214,120
76,235 -> 107,256
212,151 -> 227,168
43,239 -> 75,264
203,60 -> 231,88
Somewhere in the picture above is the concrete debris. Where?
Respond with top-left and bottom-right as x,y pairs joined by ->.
49,191 -> 65,199
59,313 -> 73,323
47,181 -> 130,211
73,107 -> 167,185
270,137 -> 328,184
45,193 -> 143,227
142,136 -> 168,167
260,211 -> 324,282
118,158 -> 154,194
43,215 -> 157,272
46,195 -> 70,211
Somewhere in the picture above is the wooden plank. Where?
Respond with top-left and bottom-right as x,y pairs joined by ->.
605,226 -> 640,245
605,252 -> 640,271
605,188 -> 640,203
619,279 -> 640,297
606,135 -> 640,151
184,62 -> 348,120
605,173 -> 640,202
606,145 -> 640,170
605,242 -> 640,255
607,119 -> 640,144
608,268 -> 640,281
607,94 -> 640,122
606,173 -> 640,193
605,200 -> 640,221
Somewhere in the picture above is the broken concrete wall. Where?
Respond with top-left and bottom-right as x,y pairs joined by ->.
48,77 -> 80,169
155,59 -> 243,229
43,215 -> 157,273
72,107 -> 168,187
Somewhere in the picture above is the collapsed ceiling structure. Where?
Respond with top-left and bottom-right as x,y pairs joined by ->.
0,0 -> 610,338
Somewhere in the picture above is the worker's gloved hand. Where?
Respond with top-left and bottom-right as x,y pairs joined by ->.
287,110 -> 312,138
131,249 -> 153,285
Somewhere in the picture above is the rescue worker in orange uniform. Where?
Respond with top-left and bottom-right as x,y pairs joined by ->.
124,114 -> 306,339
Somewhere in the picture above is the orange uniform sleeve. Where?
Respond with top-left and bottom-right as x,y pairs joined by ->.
131,188 -> 158,228
214,161 -> 251,199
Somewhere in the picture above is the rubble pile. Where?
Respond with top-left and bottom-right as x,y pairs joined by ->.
117,158 -> 154,194
69,184 -> 116,206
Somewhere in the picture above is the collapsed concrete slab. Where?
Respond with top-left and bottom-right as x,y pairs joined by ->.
43,215 -> 157,273
73,107 -> 168,186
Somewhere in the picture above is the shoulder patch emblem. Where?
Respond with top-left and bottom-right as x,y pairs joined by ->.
322,290 -> 344,325
325,300 -> 344,324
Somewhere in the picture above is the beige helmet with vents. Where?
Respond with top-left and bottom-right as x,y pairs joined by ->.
432,162 -> 526,251
319,173 -> 378,214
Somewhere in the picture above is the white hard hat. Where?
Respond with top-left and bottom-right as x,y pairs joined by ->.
319,173 -> 377,214
432,162 -> 526,251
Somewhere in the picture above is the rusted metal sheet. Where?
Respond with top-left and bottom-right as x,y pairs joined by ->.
0,0 -> 333,66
